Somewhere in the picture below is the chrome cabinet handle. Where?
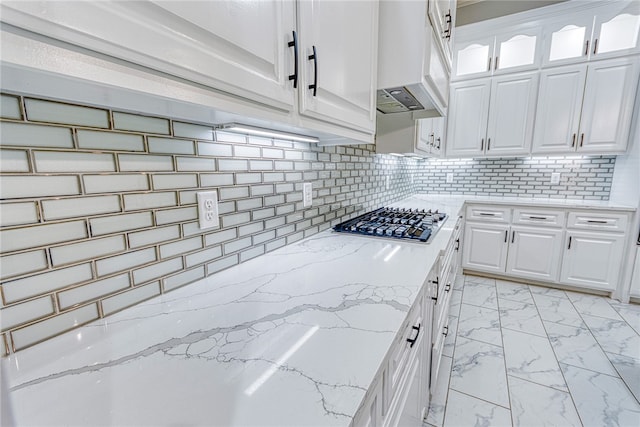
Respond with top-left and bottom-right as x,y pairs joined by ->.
308,45 -> 318,96
288,30 -> 298,88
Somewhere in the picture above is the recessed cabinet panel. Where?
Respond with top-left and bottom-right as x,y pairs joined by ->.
579,58 -> 640,152
560,231 -> 625,291
532,65 -> 586,154
297,0 -> 377,133
485,72 -> 538,156
446,79 -> 491,157
462,222 -> 508,273
507,226 -> 563,282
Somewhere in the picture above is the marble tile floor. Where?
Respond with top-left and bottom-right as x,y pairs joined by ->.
425,275 -> 640,427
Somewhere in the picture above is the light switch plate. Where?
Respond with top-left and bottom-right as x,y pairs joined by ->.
303,182 -> 312,208
551,172 -> 560,185
197,191 -> 219,229
446,173 -> 454,183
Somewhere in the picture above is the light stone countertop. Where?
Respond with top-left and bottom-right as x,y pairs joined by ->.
2,194 -> 634,426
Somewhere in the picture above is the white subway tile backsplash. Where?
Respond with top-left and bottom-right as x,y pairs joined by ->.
198,142 -> 233,157
235,173 -> 262,185
25,99 -> 109,128
263,172 -> 284,183
223,237 -> 252,254
42,195 -> 121,221
118,154 -> 174,172
83,174 -> 149,194
0,250 -> 48,280
200,173 -> 234,187
218,159 -> 248,171
90,212 -> 153,236
265,238 -> 286,252
148,136 -> 195,155
95,248 -> 156,277
0,296 -> 54,331
0,149 -> 30,172
58,273 -> 130,309
236,198 -> 262,211
173,122 -> 214,140
221,212 -> 251,228
251,185 -> 274,196
128,225 -> 181,248
11,303 -> 99,351
234,145 -> 261,158
152,174 -> 198,190
124,192 -> 177,211
215,131 -> 246,143
132,258 -> 183,285
238,222 -> 264,236
77,130 -> 145,152
219,186 -> 249,200
175,157 -> 216,172
0,94 -> 21,119
252,207 -> 275,220
248,136 -> 271,146
207,255 -> 239,275
253,230 -> 276,245
1,175 -> 80,199
250,160 -> 273,171
0,122 -> 73,149
34,151 -> 115,173
101,282 -> 160,316
185,246 -> 222,268
50,236 -> 126,267
1,220 -> 87,253
262,148 -> 284,159
112,112 -> 170,135
2,263 -> 93,304
159,236 -> 202,259
240,245 -> 264,262
155,207 -> 198,225
163,266 -> 205,292
204,229 -> 237,246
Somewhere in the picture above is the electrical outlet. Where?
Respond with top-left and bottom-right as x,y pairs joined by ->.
446,173 -> 454,183
551,172 -> 561,185
386,176 -> 390,190
303,182 -> 313,208
197,191 -> 219,229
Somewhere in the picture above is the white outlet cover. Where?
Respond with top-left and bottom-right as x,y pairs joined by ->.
446,173 -> 454,183
303,182 -> 312,208
197,190 -> 220,230
551,172 -> 561,185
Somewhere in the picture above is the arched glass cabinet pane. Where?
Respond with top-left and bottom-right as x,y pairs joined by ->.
597,13 -> 640,54
455,42 -> 491,77
497,33 -> 538,70
549,24 -> 587,62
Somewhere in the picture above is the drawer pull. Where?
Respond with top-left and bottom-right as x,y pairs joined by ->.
479,212 -> 496,216
528,216 -> 547,220
587,220 -> 608,224
443,326 -> 449,337
407,324 -> 421,348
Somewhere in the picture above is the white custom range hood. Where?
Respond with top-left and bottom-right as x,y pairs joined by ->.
376,0 -> 451,116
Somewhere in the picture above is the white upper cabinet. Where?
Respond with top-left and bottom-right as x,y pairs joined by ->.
428,0 -> 457,68
1,1 -> 298,110
297,0 -> 378,133
453,27 -> 541,80
447,73 -> 538,157
533,57 -> 640,154
543,2 -> 640,67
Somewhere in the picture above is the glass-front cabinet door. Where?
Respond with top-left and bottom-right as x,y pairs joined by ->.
494,28 -> 542,74
453,35 -> 494,79
542,13 -> 594,67
592,4 -> 640,59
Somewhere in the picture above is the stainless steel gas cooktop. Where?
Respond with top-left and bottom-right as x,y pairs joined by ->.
333,207 -> 448,243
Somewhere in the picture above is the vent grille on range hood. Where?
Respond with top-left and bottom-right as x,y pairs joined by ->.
376,88 -> 424,114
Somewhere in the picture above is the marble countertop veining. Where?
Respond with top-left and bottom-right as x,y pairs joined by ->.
2,195 -> 635,427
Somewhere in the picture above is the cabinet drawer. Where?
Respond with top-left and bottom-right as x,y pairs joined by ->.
567,211 -> 629,232
386,294 -> 424,400
466,205 -> 511,223
513,208 -> 565,227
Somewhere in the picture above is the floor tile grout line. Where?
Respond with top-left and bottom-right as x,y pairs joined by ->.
494,279 -> 517,427
447,386 -> 512,412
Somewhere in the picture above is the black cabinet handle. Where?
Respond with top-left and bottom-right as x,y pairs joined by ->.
444,10 -> 452,40
584,40 -> 590,56
568,236 -> 572,250
479,212 -> 495,216
455,238 -> 460,251
571,133 -> 576,147
580,133 -> 584,147
487,57 -> 492,71
443,325 -> 449,337
511,230 -> 515,243
494,56 -> 499,70
436,137 -> 441,150
288,31 -> 298,89
445,283 -> 451,292
308,45 -> 318,96
504,230 -> 508,243
587,220 -> 608,224
487,138 -> 491,151
593,38 -> 599,55
407,324 -> 421,348
528,216 -> 547,220
481,138 -> 485,151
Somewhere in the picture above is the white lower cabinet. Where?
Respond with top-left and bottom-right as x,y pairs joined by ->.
352,375 -> 383,427
462,222 -> 508,273
630,247 -> 640,299
463,204 -> 631,294
506,226 -> 563,282
560,231 -> 625,291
